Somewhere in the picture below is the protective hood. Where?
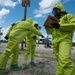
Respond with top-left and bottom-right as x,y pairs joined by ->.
53,2 -> 66,12
32,21 -> 38,26
26,18 -> 33,24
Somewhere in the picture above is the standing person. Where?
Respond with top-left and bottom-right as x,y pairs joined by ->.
4,22 -> 21,71
44,35 -> 50,48
0,18 -> 43,74
22,21 -> 40,68
45,2 -> 75,75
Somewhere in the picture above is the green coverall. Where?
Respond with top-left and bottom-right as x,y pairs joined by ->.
24,21 -> 38,63
0,18 -> 42,70
5,23 -> 20,66
45,2 -> 75,75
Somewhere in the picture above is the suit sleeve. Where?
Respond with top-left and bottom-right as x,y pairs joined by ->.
59,14 -> 75,31
29,25 -> 42,36
45,26 -> 53,34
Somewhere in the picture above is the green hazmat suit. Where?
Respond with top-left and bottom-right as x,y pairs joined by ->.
45,2 -> 75,75
24,21 -> 38,62
0,18 -> 42,69
5,23 -> 20,66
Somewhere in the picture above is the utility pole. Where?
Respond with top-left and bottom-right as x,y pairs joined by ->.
21,0 -> 30,50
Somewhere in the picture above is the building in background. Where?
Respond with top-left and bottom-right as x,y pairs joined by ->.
0,27 -> 3,40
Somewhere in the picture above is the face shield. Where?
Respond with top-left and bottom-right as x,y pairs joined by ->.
34,24 -> 41,30
52,8 -> 61,19
52,8 -> 61,15
34,24 -> 38,29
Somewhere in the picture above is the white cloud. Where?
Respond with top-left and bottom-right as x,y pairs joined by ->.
34,13 -> 42,18
0,0 -> 17,8
0,8 -> 10,24
34,0 -> 73,18
39,0 -> 56,9
0,0 -> 18,25
18,0 -> 21,3
34,0 -> 60,18
0,27 -> 10,40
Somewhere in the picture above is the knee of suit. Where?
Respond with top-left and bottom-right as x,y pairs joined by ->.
3,49 -> 13,57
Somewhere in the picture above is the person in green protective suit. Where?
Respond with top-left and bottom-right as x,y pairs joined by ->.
0,18 -> 43,74
45,2 -> 75,75
22,21 -> 40,68
4,22 -> 21,71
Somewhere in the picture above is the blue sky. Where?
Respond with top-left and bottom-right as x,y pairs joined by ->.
0,0 -> 75,42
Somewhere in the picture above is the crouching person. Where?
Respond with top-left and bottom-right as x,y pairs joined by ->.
0,18 -> 43,74
4,22 -> 21,71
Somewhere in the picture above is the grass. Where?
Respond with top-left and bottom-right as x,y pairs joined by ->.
35,51 -> 56,60
29,60 -> 51,75
18,50 -> 56,75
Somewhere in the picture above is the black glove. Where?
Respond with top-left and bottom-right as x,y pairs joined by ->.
4,36 -> 8,40
41,35 -> 44,38
32,36 -> 36,39
51,23 -> 60,29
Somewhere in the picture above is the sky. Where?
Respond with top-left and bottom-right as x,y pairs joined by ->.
0,0 -> 75,42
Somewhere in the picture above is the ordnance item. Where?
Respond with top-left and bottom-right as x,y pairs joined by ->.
44,15 -> 60,29
22,0 -> 30,7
